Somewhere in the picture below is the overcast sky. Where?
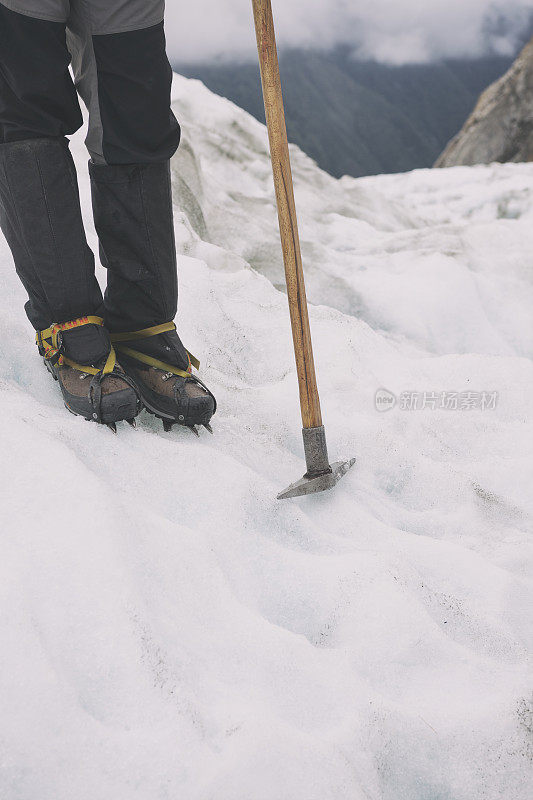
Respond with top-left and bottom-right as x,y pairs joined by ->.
165,0 -> 533,65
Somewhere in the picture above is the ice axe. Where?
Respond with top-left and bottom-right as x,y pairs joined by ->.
251,0 -> 355,499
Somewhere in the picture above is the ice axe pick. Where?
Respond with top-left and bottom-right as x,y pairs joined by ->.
251,0 -> 355,499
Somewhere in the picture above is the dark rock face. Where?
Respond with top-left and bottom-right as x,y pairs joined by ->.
436,38 -> 533,167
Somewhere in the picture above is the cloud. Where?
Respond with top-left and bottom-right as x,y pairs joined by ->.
165,0 -> 533,66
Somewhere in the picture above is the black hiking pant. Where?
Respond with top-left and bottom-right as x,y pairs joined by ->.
0,0 -> 181,331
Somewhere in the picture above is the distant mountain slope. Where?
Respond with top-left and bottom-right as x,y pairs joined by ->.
175,50 -> 512,177
436,38 -> 533,167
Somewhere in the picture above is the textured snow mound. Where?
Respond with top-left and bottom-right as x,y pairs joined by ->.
172,75 -> 533,359
0,74 -> 532,800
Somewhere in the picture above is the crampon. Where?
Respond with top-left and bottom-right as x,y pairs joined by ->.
37,316 -> 141,432
110,322 -> 216,436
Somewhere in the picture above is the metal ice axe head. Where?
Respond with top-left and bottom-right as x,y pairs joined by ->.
277,426 -> 356,500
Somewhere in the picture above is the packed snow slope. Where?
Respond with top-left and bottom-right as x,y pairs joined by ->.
0,74 -> 532,800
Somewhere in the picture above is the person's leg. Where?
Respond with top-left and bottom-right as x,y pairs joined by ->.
0,1 -> 140,427
0,1 -> 104,331
67,1 -> 180,333
66,1 -> 215,431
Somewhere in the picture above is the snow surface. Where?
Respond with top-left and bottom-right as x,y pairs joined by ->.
0,73 -> 532,799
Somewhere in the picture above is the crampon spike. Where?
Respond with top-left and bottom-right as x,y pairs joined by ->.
187,425 -> 200,437
106,422 -> 117,434
162,419 -> 174,433
126,418 -> 136,429
203,423 -> 213,434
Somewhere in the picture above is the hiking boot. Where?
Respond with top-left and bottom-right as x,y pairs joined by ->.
37,316 -> 141,431
111,322 -> 216,434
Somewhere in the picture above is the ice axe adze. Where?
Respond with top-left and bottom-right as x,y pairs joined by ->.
251,0 -> 355,500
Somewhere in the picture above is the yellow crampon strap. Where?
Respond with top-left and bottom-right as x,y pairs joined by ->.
37,316 -> 116,375
110,322 -> 200,378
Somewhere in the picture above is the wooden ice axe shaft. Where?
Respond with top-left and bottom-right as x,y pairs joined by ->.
252,0 -> 356,499
251,0 -> 322,431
